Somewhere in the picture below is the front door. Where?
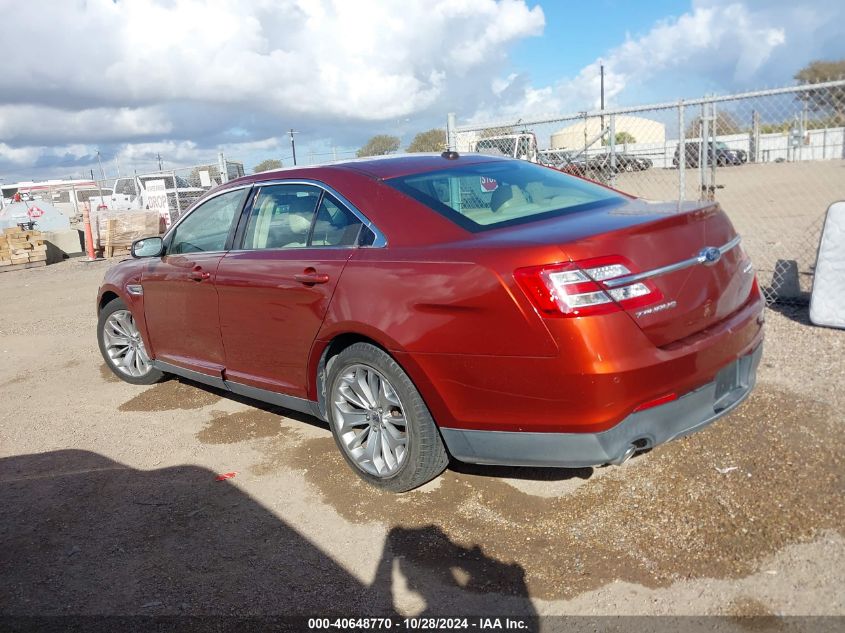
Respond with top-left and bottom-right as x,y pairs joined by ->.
216,183 -> 365,397
142,187 -> 248,377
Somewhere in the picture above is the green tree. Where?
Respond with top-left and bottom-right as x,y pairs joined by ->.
603,131 -> 636,146
795,59 -> 845,125
356,135 -> 401,158
614,131 -> 636,144
406,128 -> 447,153
253,158 -> 282,173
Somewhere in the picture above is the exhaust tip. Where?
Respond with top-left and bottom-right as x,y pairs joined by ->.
611,439 -> 651,466
608,444 -> 638,466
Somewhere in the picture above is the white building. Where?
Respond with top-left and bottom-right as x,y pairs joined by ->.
550,115 -> 666,149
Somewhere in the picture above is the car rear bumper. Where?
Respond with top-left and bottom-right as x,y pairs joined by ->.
440,343 -> 762,468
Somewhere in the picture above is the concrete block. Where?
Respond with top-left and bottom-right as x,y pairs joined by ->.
42,229 -> 85,262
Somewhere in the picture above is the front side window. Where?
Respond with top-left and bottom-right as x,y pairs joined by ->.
169,188 -> 246,254
386,160 -> 624,232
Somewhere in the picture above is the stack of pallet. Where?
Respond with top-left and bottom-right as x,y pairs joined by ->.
96,210 -> 161,258
0,227 -> 48,273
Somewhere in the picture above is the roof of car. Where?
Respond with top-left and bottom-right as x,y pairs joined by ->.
228,152 -> 507,187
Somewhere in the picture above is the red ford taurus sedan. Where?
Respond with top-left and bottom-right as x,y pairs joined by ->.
97,153 -> 764,491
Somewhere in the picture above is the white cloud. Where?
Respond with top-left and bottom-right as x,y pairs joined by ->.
0,105 -> 173,144
471,1 -> 802,125
0,0 -> 544,177
470,0 -> 845,130
0,0 -> 543,121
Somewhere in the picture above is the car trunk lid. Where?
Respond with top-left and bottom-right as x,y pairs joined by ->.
502,198 -> 756,347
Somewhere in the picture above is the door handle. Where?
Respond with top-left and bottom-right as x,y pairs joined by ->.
294,271 -> 330,285
189,270 -> 211,282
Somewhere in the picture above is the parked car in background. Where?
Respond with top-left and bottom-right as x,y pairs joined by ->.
97,153 -> 764,492
673,141 -> 744,167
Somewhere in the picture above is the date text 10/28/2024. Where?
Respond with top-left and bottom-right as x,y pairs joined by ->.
308,617 -> 532,630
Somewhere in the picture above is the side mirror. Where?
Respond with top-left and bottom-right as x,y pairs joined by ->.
131,236 -> 164,258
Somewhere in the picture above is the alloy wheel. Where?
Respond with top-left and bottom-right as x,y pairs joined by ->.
102,310 -> 153,378
331,364 -> 408,477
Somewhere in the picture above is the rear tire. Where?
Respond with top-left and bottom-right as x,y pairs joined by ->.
98,297 -> 165,385
326,343 -> 448,492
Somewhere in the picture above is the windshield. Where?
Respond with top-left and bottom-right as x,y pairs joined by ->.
386,160 -> 625,232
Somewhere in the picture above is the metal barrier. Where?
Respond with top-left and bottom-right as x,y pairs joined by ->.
448,80 -> 845,305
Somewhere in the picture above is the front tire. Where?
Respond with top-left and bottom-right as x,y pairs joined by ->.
326,343 -> 448,492
98,297 -> 165,385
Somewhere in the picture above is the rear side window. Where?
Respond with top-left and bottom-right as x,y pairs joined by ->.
311,194 -> 362,246
242,184 -> 322,249
386,160 -> 623,232
241,185 -> 364,249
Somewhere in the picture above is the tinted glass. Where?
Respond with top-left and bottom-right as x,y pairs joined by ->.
115,179 -> 137,195
242,185 -> 321,249
169,188 -> 246,254
311,194 -> 362,246
386,160 -> 624,232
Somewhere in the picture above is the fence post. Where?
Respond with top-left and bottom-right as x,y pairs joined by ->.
751,110 -> 760,163
700,101 -> 709,200
218,152 -> 228,184
447,113 -> 456,151
608,114 -> 616,188
172,169 -> 181,222
710,101 -> 717,193
678,100 -> 685,201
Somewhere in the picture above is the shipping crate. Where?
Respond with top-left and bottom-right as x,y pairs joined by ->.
95,210 -> 160,251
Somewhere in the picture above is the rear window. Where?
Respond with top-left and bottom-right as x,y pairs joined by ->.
386,161 -> 624,232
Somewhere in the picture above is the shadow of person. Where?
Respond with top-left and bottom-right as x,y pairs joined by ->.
371,525 -> 538,621
0,449 -> 395,618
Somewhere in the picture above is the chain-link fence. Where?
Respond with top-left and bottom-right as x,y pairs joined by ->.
448,80 -> 845,305
64,156 -> 246,256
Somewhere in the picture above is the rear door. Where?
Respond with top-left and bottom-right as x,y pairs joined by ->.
142,187 -> 249,377
215,183 -> 365,398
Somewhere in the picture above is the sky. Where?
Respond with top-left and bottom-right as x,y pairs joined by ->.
0,0 -> 843,182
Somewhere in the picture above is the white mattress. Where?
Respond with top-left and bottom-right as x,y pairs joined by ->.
810,201 -> 845,329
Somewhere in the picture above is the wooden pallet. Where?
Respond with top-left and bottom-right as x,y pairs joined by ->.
1,227 -> 48,268
0,260 -> 47,274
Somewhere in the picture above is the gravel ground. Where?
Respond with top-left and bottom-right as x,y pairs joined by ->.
0,258 -> 843,621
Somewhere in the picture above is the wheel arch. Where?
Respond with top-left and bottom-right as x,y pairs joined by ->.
98,290 -> 120,313
309,330 -> 452,436
311,332 -> 392,421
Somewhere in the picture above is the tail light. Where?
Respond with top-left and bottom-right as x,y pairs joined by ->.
514,256 -> 663,317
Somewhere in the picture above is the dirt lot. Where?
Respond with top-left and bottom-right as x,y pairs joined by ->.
1,258 -> 843,622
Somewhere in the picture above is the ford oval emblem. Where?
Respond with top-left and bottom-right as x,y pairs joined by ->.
700,246 -> 721,266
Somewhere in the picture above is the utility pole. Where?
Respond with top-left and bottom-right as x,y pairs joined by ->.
96,150 -> 106,182
600,63 -> 605,142
157,153 -> 163,171
289,129 -> 298,166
